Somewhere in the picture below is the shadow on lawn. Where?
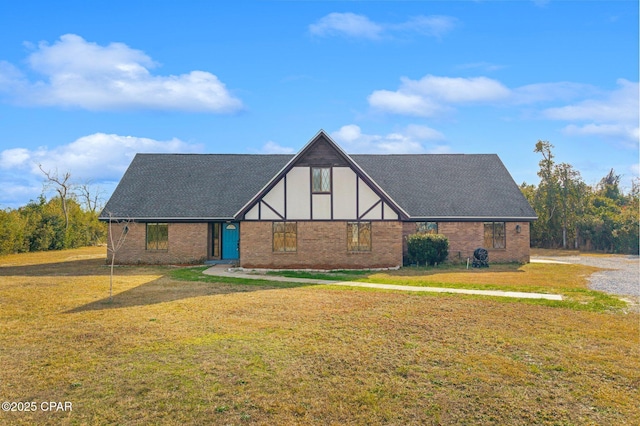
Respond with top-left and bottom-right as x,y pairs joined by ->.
66,274 -> 309,313
0,255 -> 308,312
0,258 -> 109,277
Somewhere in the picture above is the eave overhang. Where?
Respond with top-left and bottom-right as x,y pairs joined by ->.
405,216 -> 538,222
98,217 -> 236,223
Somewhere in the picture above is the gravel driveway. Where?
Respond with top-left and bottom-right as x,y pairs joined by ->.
533,254 -> 639,297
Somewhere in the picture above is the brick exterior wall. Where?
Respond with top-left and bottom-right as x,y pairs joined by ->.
241,221 -> 403,269
107,222 -> 209,264
108,220 -> 529,266
402,221 -> 531,264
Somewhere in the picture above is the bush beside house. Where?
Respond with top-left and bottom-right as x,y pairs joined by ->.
406,233 -> 449,266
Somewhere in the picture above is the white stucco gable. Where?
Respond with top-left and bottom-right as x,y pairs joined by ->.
237,130 -> 405,221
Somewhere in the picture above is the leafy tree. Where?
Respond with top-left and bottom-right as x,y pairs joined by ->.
533,140 -> 562,247
598,168 -> 622,202
524,142 -> 639,254
555,162 -> 586,249
520,183 -> 544,246
0,193 -> 107,255
0,209 -> 27,253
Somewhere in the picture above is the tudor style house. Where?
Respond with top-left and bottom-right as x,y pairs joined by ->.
100,130 -> 537,268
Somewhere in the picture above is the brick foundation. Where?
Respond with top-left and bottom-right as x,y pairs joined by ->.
402,221 -> 531,264
241,221 -> 403,269
107,222 -> 209,264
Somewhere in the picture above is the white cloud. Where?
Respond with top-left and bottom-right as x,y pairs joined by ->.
512,82 -> 598,104
368,75 -> 607,117
0,133 -> 204,208
260,141 -> 296,154
544,79 -> 638,123
0,180 -> 43,208
544,79 -> 639,144
0,34 -> 243,112
563,124 -> 639,142
404,123 -> 446,141
368,90 -> 444,116
0,148 -> 31,168
0,133 -> 203,184
331,124 -> 446,154
0,61 -> 28,92
309,13 -> 383,39
368,75 -> 510,116
309,13 -> 456,40
332,124 -> 362,143
368,75 -> 639,146
403,75 -> 510,103
390,15 -> 457,38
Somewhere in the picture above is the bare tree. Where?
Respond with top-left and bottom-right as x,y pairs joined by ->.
77,181 -> 104,213
39,165 -> 74,230
106,212 -> 132,302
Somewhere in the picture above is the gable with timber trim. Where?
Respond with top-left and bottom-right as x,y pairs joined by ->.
239,131 -> 404,221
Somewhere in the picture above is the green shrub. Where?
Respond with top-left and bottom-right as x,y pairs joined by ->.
406,233 -> 449,266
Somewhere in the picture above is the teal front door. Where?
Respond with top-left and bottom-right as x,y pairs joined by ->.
222,222 -> 239,260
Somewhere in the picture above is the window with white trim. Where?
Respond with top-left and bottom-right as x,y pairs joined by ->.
312,167 -> 331,193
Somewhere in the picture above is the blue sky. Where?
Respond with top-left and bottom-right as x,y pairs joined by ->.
0,0 -> 638,209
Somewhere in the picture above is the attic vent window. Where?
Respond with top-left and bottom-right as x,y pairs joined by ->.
312,167 -> 331,193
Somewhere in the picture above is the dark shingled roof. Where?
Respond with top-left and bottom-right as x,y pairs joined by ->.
100,154 -> 292,219
352,154 -> 537,219
100,153 -> 536,220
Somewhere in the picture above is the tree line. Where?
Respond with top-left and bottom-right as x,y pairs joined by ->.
521,141 -> 639,254
0,168 -> 106,255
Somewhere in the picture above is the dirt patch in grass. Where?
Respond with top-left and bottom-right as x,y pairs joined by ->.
0,247 -> 638,425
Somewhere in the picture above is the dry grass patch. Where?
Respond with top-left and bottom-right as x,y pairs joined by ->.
0,246 -> 106,267
0,247 -> 638,425
531,248 -> 581,257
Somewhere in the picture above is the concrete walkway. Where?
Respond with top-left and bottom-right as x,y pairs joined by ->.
530,258 -> 571,264
203,266 -> 563,301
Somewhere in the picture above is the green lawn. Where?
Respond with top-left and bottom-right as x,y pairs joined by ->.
0,247 -> 638,425
260,261 -> 627,312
